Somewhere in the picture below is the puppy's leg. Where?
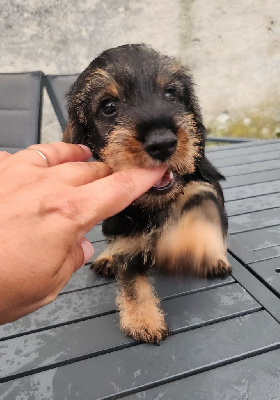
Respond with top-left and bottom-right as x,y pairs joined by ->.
117,261 -> 168,344
91,235 -> 149,278
156,184 -> 232,278
91,248 -> 116,278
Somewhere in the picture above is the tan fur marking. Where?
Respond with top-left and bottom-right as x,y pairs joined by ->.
102,126 -> 182,208
156,60 -> 185,87
101,113 -> 203,209
105,83 -> 119,98
117,275 -> 168,343
92,234 -> 156,277
93,68 -> 113,82
94,248 -> 114,263
156,182 -> 230,277
73,68 -> 119,123
156,73 -> 169,88
90,84 -> 120,114
102,114 -> 201,174
156,76 -> 184,93
156,208 -> 228,277
101,126 -> 157,171
97,235 -> 154,259
174,181 -> 217,211
172,113 -> 202,175
91,251 -> 115,277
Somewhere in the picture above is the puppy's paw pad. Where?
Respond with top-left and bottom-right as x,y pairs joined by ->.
91,258 -> 116,278
124,322 -> 169,344
207,258 -> 232,278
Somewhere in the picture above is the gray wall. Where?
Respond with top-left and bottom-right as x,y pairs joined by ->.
1,0 -> 280,142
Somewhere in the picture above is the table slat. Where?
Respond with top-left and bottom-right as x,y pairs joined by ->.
1,311 -> 278,399
0,283 -> 259,382
123,348 -> 280,400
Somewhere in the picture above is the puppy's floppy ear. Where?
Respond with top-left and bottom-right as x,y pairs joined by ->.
63,117 -> 102,160
62,118 -> 88,146
197,157 -> 226,183
62,121 -> 75,143
182,72 -> 207,154
62,120 -> 86,144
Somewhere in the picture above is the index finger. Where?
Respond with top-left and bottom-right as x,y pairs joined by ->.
13,142 -> 92,167
76,167 -> 166,229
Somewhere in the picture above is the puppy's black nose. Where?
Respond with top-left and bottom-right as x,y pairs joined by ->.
143,129 -> 177,161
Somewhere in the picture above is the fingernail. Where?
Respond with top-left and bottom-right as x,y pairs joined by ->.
81,239 -> 94,265
77,144 -> 92,159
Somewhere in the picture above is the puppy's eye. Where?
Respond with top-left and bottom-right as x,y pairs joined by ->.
163,88 -> 177,101
100,99 -> 117,116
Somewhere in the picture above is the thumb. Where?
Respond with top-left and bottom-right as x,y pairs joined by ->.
66,238 -> 94,273
80,239 -> 94,268
31,239 -> 95,313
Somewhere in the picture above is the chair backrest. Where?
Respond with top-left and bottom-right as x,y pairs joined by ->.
44,74 -> 78,132
0,71 -> 43,153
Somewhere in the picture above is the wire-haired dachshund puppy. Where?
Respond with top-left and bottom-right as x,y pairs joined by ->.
63,44 -> 232,344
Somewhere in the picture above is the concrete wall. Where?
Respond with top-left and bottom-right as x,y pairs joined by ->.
1,0 -> 280,142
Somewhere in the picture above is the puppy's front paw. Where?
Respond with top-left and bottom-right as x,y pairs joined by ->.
117,275 -> 169,344
121,311 -> 169,344
156,213 -> 229,279
207,257 -> 232,278
91,257 -> 116,278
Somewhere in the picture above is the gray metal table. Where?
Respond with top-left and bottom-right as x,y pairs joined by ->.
1,137 -> 280,398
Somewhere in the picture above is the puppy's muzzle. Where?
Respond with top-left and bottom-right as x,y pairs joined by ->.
143,129 -> 177,161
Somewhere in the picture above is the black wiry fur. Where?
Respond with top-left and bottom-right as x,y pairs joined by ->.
64,44 -> 232,344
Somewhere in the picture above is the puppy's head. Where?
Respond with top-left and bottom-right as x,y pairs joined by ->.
65,44 -> 206,208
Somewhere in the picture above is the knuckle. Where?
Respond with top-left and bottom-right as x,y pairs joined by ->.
82,161 -> 110,180
43,189 -> 81,223
28,143 -> 62,164
11,163 -> 42,183
57,197 -> 80,221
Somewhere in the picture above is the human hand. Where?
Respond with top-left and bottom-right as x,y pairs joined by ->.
0,142 -> 165,324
